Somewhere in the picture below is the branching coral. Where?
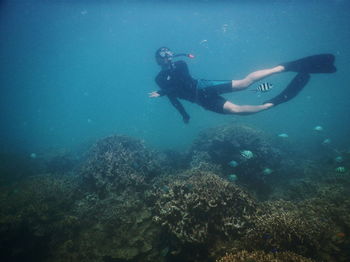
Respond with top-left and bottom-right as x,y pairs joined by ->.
1,136 -> 165,262
80,135 -> 161,195
2,130 -> 350,262
0,174 -> 80,260
242,200 -> 333,258
53,190 -> 162,262
190,124 -> 281,167
190,150 -> 223,174
153,171 -> 257,244
189,124 -> 283,198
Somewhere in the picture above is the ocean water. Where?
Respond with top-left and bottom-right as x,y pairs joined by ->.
1,1 -> 350,261
1,0 -> 349,154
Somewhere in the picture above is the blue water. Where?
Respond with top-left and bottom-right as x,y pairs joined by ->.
1,0 -> 350,155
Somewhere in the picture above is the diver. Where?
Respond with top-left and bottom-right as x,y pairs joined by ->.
149,47 -> 336,124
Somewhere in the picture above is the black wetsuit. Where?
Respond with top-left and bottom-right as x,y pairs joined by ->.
155,60 -> 232,121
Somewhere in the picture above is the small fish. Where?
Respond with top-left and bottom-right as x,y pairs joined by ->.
262,168 -> 273,175
252,82 -> 273,93
336,232 -> 346,238
199,39 -> 209,48
335,156 -> 343,163
222,24 -> 229,33
270,247 -> 278,253
30,153 -> 37,159
240,150 -> 254,159
322,138 -> 331,145
335,166 -> 346,173
313,125 -> 323,131
162,185 -> 170,193
278,133 -> 289,138
227,174 -> 238,182
161,247 -> 170,257
262,233 -> 271,240
228,160 -> 239,167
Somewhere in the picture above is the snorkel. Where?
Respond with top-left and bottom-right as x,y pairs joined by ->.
173,53 -> 195,59
167,52 -> 195,70
156,47 -> 195,69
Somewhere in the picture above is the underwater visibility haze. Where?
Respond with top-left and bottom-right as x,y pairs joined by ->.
1,0 -> 350,262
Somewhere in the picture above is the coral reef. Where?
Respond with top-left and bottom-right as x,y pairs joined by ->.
51,190 -> 163,262
190,124 -> 281,168
189,124 -> 283,198
45,154 -> 79,175
0,153 -> 44,184
153,171 -> 257,244
1,126 -> 350,262
298,195 -> 350,261
242,200 -> 333,258
189,150 -> 223,174
80,135 -> 161,196
158,149 -> 191,174
216,250 -> 315,262
0,174 -> 80,261
48,135 -> 166,262
0,135 -> 167,262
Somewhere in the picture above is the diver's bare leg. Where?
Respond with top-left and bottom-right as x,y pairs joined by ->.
223,101 -> 274,115
231,65 -> 284,91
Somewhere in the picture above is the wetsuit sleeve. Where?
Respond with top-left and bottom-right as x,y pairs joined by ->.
156,89 -> 169,96
167,95 -> 190,122
176,60 -> 190,74
155,75 -> 172,96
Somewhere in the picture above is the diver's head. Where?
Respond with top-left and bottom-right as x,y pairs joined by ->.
155,47 -> 174,66
155,47 -> 195,68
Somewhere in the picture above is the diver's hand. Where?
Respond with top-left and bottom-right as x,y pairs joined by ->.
149,91 -> 160,98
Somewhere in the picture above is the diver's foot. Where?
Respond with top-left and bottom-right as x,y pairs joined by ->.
281,54 -> 336,73
263,103 -> 274,109
275,65 -> 285,73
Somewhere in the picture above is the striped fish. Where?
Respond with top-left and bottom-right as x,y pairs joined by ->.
252,82 -> 273,93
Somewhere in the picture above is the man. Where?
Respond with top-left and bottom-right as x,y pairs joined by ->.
149,47 -> 336,123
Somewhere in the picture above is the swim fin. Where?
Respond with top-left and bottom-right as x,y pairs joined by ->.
282,54 -> 336,73
264,73 -> 310,106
